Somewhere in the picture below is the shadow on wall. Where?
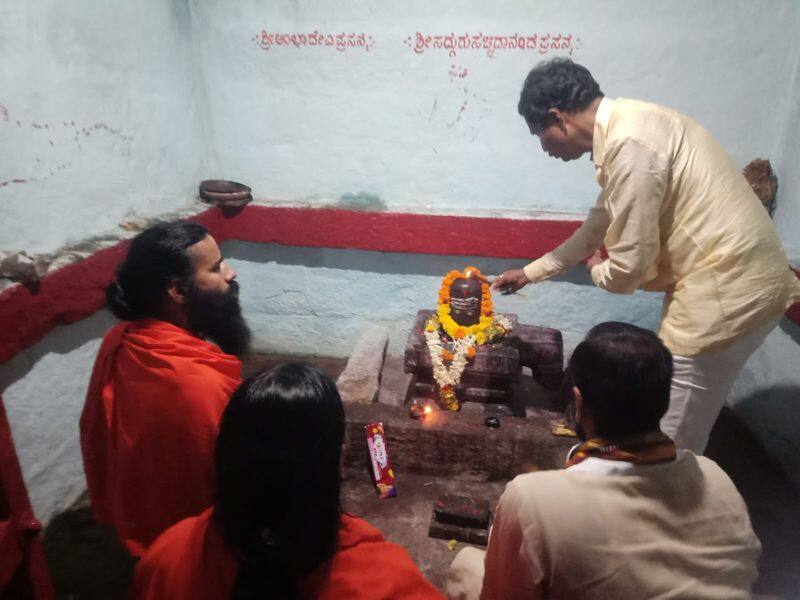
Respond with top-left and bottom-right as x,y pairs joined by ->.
0,310 -> 117,393
779,316 -> 800,345
334,192 -> 388,211
706,406 -> 800,598
732,385 -> 800,492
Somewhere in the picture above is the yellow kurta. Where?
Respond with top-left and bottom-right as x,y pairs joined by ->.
524,97 -> 800,355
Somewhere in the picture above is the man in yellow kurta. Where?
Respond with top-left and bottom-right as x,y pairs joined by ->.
494,58 -> 800,453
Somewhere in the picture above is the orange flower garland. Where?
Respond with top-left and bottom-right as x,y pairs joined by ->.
425,266 -> 513,410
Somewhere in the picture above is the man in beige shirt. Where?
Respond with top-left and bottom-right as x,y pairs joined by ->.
446,322 -> 761,599
494,58 -> 800,453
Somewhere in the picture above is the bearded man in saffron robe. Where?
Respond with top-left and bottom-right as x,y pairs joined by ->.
80,221 -> 249,556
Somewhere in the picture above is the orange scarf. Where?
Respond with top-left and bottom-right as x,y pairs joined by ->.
566,431 -> 677,468
80,319 -> 241,556
133,509 -> 445,599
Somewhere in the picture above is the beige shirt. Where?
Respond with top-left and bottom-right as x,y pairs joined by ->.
473,452 -> 761,600
524,98 -> 800,355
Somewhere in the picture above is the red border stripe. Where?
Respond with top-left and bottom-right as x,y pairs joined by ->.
0,205 -> 797,365
0,243 -> 129,365
217,206 -> 581,259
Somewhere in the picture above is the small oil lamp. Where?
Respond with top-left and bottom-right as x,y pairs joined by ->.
409,401 -> 424,420
409,402 -> 434,420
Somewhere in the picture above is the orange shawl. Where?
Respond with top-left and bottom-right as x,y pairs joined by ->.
133,509 -> 445,599
80,319 -> 241,556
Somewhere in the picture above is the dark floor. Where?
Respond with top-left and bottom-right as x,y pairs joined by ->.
44,408 -> 800,599
341,468 -> 505,588
705,409 -> 800,598
42,353 -> 800,598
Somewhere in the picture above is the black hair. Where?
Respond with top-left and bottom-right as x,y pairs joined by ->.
568,322 -> 672,439
518,58 -> 603,129
105,221 -> 209,320
214,363 -> 345,599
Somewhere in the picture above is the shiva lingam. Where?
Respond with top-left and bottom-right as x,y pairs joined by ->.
404,267 -> 565,412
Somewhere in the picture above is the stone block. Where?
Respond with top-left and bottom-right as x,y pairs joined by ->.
404,310 -> 520,377
337,324 -> 388,404
434,494 -> 491,528
525,406 -> 563,420
343,403 -> 575,480
429,518 -> 489,546
508,372 -> 570,415
377,353 -> 413,407
484,403 -> 515,417
460,402 -> 485,415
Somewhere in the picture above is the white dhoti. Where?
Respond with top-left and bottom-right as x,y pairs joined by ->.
661,318 -> 778,454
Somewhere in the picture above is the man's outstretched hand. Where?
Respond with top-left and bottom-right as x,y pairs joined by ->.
586,250 -> 604,271
490,269 -> 531,294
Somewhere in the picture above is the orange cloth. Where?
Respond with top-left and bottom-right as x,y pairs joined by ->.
80,319 -> 241,556
133,509 -> 446,599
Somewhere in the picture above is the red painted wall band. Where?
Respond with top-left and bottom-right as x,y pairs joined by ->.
0,205 -> 797,365
216,206 -> 582,259
0,244 -> 129,365
0,393 -> 55,595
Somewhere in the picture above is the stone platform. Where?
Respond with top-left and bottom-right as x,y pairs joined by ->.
344,402 -> 575,480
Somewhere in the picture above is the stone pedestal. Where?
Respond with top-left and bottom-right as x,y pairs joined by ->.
403,310 -> 565,412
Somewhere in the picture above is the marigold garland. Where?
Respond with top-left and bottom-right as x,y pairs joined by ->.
425,266 -> 513,410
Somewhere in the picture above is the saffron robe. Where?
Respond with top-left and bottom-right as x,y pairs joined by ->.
133,509 -> 446,599
80,319 -> 241,556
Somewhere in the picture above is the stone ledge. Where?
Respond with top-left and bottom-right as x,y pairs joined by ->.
0,205 -> 204,290
337,324 -> 388,404
344,403 -> 575,481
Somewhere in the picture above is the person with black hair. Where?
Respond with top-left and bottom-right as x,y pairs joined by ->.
446,322 -> 760,600
133,364 -> 445,600
493,58 -> 800,454
81,221 -> 249,556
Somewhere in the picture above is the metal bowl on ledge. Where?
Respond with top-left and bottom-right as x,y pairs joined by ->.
199,180 -> 252,208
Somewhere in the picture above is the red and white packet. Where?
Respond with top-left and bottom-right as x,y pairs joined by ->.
365,422 -> 397,499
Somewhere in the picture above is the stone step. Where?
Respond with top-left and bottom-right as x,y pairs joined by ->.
344,403 -> 576,481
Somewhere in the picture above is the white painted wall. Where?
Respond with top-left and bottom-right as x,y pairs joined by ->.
193,0 -> 799,222
773,40 -> 800,258
0,1 -> 205,254
2,0 -> 797,249
0,312 -> 116,524
224,242 -> 662,358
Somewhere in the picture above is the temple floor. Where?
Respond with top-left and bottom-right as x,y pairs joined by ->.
41,354 -> 800,599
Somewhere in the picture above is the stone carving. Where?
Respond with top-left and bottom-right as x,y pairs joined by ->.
0,251 -> 49,286
404,268 -> 565,413
743,159 -> 778,217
